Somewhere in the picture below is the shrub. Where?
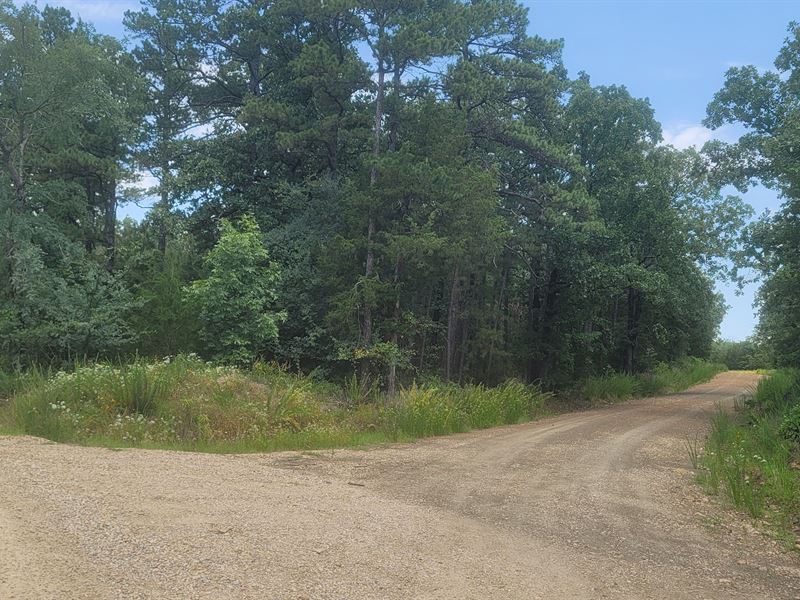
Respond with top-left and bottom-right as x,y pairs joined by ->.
779,404 -> 800,445
185,216 -> 284,365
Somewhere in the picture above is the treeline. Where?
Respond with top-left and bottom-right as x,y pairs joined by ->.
705,21 -> 800,369
0,0 -> 751,388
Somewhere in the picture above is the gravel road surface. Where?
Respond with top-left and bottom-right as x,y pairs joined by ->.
2,371 -> 799,599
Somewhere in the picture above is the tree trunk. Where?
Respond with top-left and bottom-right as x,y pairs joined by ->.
361,52 -> 385,351
623,286 -> 641,374
360,45 -> 386,384
528,268 -> 559,383
387,256 -> 402,397
103,174 -> 117,271
158,164 -> 170,256
445,263 -> 461,381
2,136 -> 28,298
458,318 -> 469,384
487,259 -> 509,380
418,288 -> 432,371
384,66 -> 405,396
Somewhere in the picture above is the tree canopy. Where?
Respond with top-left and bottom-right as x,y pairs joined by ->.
705,21 -> 800,368
0,0 -> 756,385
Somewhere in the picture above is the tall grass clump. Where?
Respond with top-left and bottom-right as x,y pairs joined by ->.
0,356 -> 551,452
0,367 -> 49,400
581,372 -> 641,401
580,358 -> 726,403
697,370 -> 800,538
390,380 -> 549,438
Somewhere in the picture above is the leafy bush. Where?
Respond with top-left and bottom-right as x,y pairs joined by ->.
779,404 -> 800,444
185,216 -> 284,365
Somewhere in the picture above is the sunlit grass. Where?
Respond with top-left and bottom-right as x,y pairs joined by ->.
579,358 -> 726,403
696,370 -> 800,544
0,356 -> 550,453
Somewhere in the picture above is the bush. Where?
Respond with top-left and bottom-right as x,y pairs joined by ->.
779,404 -> 800,445
185,216 -> 284,365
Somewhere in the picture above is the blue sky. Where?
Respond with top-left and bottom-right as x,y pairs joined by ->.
36,0 -> 797,340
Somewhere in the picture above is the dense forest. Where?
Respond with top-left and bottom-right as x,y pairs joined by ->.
4,0 -> 790,391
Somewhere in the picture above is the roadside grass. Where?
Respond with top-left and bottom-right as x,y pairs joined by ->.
0,366 -> 49,400
0,355 -> 550,453
695,369 -> 800,544
578,358 -> 727,403
0,355 -> 726,454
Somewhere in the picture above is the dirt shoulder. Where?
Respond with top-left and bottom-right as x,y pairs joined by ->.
1,371 -> 798,599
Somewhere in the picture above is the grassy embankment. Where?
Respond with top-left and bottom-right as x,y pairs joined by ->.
0,355 -> 724,453
694,369 -> 800,544
577,358 -> 726,403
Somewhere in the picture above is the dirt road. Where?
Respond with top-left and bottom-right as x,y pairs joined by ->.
2,371 -> 799,599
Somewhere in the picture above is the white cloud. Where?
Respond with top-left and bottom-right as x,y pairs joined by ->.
120,170 -> 158,194
662,123 -> 735,150
186,122 -> 215,138
662,124 -> 714,150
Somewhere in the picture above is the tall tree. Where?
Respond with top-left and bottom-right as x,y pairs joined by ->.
705,21 -> 800,366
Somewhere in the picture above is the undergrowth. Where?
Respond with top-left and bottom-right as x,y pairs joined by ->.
0,355 -> 550,452
578,357 -> 726,403
696,369 -> 800,543
0,355 -> 725,454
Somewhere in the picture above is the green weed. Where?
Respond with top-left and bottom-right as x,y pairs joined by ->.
0,356 -> 549,453
696,370 -> 800,542
579,358 -> 726,403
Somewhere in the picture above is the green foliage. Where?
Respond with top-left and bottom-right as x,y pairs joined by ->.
0,1 -> 752,393
117,219 -> 202,356
747,369 -> 800,414
0,3 -> 143,366
392,380 -> 549,438
186,216 -> 284,365
0,367 -> 48,400
705,22 -> 800,369
0,356 -> 548,452
711,338 -> 770,370
579,359 -> 726,402
697,370 -> 800,535
581,373 -> 641,401
392,386 -> 468,438
779,405 -> 800,445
